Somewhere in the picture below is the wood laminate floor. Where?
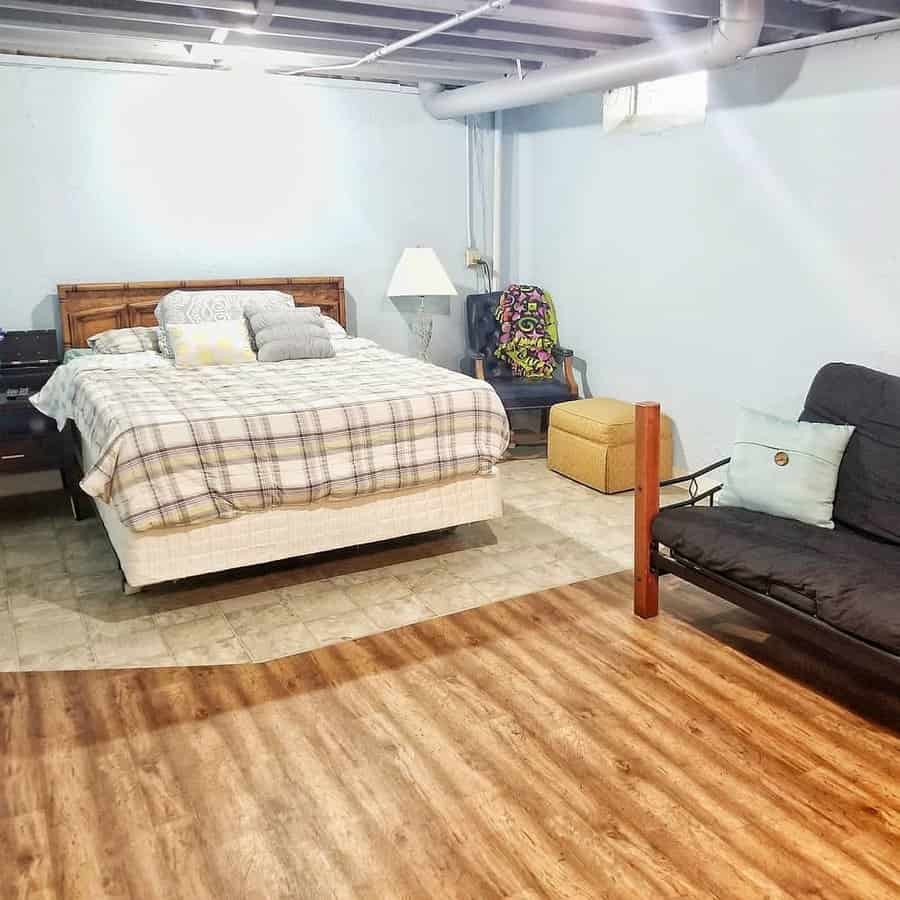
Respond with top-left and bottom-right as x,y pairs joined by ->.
2,572 -> 899,899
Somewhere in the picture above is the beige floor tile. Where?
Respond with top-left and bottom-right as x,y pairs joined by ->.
218,589 -> 283,615
9,596 -> 82,628
0,612 -> 17,662
160,614 -> 235,654
329,569 -> 392,588
442,550 -> 510,579
63,545 -> 119,577
518,564 -> 571,592
92,630 -> 171,667
600,546 -> 635,570
5,560 -> 68,588
282,586 -> 356,622
73,572 -> 122,596
4,540 -> 63,570
16,617 -> 87,657
153,600 -> 223,629
364,596 -> 434,631
471,573 -> 537,603
240,622 -> 318,662
571,553 -> 627,579
79,591 -> 148,619
305,609 -> 378,646
83,610 -> 159,641
174,637 -> 251,666
104,653 -> 178,670
20,643 -> 96,671
0,458 -> 651,670
418,582 -> 487,616
394,565 -> 457,593
226,601 -> 297,636
379,556 -> 446,578
343,576 -> 411,608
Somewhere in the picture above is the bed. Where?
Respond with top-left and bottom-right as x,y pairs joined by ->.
42,276 -> 507,591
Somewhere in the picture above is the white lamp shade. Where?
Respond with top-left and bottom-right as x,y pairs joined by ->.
387,247 -> 458,298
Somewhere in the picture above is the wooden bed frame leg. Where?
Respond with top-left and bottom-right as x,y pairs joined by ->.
634,401 -> 660,618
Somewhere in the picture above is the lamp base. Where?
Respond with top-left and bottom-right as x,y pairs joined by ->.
414,297 -> 433,362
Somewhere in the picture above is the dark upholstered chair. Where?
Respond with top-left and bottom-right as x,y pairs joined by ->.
463,291 -> 579,444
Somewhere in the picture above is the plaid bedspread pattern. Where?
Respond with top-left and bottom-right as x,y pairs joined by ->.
74,346 -> 510,532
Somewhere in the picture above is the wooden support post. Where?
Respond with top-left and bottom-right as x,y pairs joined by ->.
634,401 -> 660,618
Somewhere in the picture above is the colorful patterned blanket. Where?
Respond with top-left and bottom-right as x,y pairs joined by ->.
494,284 -> 559,379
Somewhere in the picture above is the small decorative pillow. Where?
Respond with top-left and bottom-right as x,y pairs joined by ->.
167,320 -> 256,368
156,290 -> 294,358
88,326 -> 159,354
717,408 -> 855,529
248,307 -> 335,362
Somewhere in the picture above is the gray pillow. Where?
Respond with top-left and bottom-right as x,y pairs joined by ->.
248,307 -> 335,362
247,304 -> 321,332
717,408 -> 855,529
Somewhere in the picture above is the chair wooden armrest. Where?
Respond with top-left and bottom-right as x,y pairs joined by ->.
466,350 -> 486,380
552,346 -> 578,396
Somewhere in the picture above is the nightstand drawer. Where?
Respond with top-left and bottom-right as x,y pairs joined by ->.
0,435 -> 62,473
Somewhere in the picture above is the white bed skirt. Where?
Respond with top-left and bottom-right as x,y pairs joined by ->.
93,471 -> 503,588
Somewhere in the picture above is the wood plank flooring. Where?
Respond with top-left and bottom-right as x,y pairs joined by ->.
2,571 -> 899,899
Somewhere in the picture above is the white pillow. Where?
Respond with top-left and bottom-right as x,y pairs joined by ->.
717,408 -> 855,529
167,320 -> 256,368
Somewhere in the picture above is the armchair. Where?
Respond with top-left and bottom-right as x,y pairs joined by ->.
464,291 -> 579,444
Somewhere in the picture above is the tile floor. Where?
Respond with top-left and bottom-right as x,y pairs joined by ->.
0,458 -> 682,671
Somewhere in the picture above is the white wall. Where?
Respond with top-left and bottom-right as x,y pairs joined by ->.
0,62 -> 475,369
505,31 -> 900,471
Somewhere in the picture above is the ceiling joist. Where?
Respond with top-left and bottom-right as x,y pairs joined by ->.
0,0 -> 892,86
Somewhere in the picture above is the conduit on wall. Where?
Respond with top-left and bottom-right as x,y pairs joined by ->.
419,0 -> 764,119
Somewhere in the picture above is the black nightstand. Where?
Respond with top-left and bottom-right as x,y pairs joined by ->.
0,330 -> 62,477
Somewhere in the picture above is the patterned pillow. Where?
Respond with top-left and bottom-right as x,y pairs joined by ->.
155,290 -> 294,358
87,326 -> 159,354
167,320 -> 256,368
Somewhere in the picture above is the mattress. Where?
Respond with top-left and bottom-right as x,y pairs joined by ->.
34,340 -> 509,532
84,434 -> 503,587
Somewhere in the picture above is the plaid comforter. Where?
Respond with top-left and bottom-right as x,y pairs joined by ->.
36,341 -> 509,532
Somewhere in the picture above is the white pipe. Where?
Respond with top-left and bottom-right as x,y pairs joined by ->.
492,109 -> 503,291
420,0 -> 763,119
465,116 -> 473,250
278,0 -> 510,77
749,18 -> 900,58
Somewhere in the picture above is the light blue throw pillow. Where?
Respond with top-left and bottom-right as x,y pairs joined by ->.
717,408 -> 855,529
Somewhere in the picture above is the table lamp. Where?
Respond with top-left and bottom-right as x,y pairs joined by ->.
387,247 -> 458,362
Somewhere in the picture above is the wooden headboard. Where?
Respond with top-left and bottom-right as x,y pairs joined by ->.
57,276 -> 346,350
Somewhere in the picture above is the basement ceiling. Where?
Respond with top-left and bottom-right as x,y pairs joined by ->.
0,0 -> 896,85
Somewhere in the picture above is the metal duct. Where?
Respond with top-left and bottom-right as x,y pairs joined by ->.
419,0 -> 764,119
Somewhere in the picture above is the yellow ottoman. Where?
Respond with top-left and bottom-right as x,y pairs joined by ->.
548,397 -> 673,493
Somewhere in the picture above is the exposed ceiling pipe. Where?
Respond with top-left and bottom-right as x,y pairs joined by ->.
419,0 -> 764,119
274,0 -> 510,77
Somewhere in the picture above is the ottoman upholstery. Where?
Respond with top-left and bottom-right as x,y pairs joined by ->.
548,398 -> 673,493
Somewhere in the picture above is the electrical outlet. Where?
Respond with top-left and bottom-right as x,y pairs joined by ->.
466,247 -> 483,268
